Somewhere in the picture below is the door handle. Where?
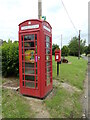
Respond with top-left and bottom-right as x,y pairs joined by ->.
38,56 -> 40,60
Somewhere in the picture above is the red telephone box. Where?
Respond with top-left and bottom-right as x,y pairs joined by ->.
19,19 -> 52,98
55,49 -> 61,62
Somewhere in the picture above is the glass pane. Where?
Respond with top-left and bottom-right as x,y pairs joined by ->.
46,49 -> 50,54
22,36 -> 23,41
25,68 -> 34,74
22,81 -> 24,86
47,79 -> 50,86
24,35 -> 34,40
24,42 -> 34,47
36,83 -> 38,88
22,55 -> 24,60
46,62 -> 50,66
46,55 -> 50,60
22,49 -> 23,54
25,63 -> 34,68
25,50 -> 35,63
25,82 -> 35,88
22,41 -> 23,47
22,68 -> 24,73
36,69 -> 37,74
23,75 -> 24,80
46,43 -> 50,48
46,36 -> 50,42
35,41 -> 37,53
36,76 -> 38,80
46,67 -> 51,73
35,34 -> 37,40
25,75 -> 35,81
47,73 -> 50,79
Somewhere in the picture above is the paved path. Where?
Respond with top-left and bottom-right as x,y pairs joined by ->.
82,55 -> 90,119
24,97 -> 50,118
82,74 -> 88,118
81,55 -> 88,61
88,61 -> 90,118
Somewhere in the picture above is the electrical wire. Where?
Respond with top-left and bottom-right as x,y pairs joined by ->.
61,0 -> 78,34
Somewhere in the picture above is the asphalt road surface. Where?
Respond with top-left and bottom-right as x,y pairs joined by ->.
88,57 -> 90,119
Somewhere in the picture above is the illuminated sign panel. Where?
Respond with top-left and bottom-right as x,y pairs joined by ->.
43,25 -> 50,32
21,24 -> 39,30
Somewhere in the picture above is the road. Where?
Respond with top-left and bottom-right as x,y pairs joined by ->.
88,57 -> 90,119
81,55 -> 90,119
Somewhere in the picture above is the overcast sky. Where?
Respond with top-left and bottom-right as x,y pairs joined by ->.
0,0 -> 89,47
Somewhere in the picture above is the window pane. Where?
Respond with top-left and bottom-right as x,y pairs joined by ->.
24,42 -> 34,47
46,62 -> 50,66
25,63 -> 34,68
23,75 -> 24,80
22,36 -> 23,41
47,79 -> 50,86
25,68 -> 34,74
46,67 -> 51,73
35,34 -> 37,40
22,81 -> 24,86
46,43 -> 50,48
46,36 -> 50,42
46,55 -> 50,60
25,82 -> 35,88
24,35 -> 34,40
25,75 -> 35,81
46,49 -> 50,54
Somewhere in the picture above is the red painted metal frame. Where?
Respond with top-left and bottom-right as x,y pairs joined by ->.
55,49 -> 61,62
19,19 -> 52,98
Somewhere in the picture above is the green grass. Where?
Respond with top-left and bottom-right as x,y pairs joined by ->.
45,87 -> 82,118
44,56 -> 87,118
53,56 -> 87,89
2,56 -> 87,118
2,89 -> 34,118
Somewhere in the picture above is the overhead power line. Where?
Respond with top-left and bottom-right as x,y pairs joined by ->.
61,0 -> 78,34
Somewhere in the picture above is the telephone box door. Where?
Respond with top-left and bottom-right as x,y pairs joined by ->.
20,32 -> 40,93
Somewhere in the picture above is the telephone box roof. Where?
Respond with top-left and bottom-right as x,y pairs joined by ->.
19,19 -> 52,29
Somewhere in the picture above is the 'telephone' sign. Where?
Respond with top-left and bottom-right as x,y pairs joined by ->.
43,25 -> 50,32
21,24 -> 39,30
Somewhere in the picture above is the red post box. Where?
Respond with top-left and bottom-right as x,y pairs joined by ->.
55,49 -> 61,62
18,19 -> 52,98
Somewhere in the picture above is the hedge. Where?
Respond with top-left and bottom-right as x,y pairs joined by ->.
2,40 -> 19,77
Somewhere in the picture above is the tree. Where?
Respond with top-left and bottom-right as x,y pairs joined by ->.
84,44 -> 90,55
52,44 -> 59,55
68,36 -> 86,56
61,45 -> 70,56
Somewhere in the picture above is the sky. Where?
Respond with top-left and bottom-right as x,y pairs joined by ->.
0,0 -> 89,47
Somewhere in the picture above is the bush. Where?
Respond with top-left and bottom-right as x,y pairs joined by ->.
68,37 -> 86,56
61,45 -> 70,56
2,40 -> 19,77
84,44 -> 90,56
52,44 -> 59,55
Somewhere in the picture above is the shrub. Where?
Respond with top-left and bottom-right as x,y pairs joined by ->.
2,40 -> 19,77
61,45 -> 70,56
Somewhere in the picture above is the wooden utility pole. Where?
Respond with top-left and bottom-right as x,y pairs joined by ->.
38,0 -> 42,19
78,30 -> 81,59
61,34 -> 62,50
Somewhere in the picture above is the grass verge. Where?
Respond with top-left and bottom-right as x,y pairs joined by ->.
2,88 -> 34,118
44,56 -> 87,118
52,56 -> 87,89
